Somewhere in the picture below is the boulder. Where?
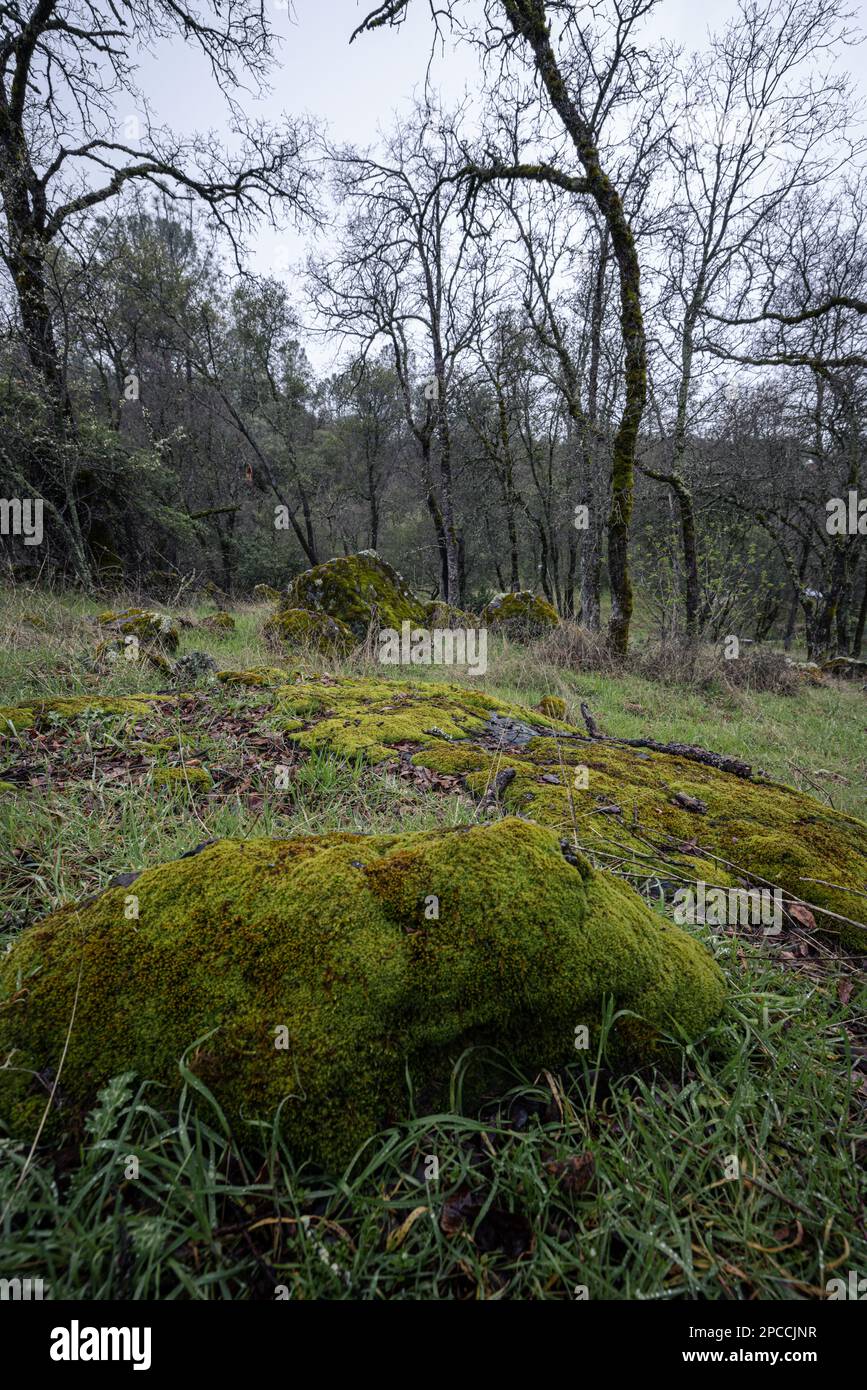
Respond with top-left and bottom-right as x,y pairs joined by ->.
282,551 -> 425,639
482,591 -> 560,640
0,819 -> 725,1166
96,607 -> 180,654
821,656 -> 867,679
264,607 -> 354,655
276,676 -> 867,950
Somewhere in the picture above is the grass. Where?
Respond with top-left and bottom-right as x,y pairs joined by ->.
0,585 -> 865,1300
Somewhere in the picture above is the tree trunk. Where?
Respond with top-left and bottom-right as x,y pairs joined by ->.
505,0 -> 646,654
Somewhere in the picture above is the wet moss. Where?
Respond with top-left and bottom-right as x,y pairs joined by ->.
264,607 -> 354,654
0,694 -> 162,732
284,551 -> 426,639
481,591 -> 560,640
276,676 -> 866,949
0,819 -> 725,1167
96,608 -> 180,653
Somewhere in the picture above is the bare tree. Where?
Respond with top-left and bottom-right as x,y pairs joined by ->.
0,0 -> 314,578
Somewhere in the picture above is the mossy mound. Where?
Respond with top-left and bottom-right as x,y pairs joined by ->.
0,819 -> 725,1167
283,551 -> 426,639
94,638 -> 173,675
96,607 -> 180,654
20,610 -> 48,631
200,612 -> 236,634
422,600 -> 482,629
481,591 -> 560,640
536,695 -> 568,720
253,583 -> 282,602
264,607 -> 354,655
276,676 -> 867,949
0,694 -> 162,733
275,676 -> 555,761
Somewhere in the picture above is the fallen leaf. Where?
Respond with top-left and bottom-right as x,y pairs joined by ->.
788,902 -> 817,931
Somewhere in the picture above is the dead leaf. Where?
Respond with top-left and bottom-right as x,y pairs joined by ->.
788,902 -> 817,931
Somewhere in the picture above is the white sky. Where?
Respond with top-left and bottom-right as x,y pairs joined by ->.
127,0 -> 867,370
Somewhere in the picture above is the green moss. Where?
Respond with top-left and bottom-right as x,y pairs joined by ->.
284,551 -> 426,639
0,694 -> 162,732
422,600 -> 481,628
0,819 -> 725,1166
277,676 -> 867,949
0,779 -> 17,793
96,607 -> 180,653
253,583 -> 282,602
264,607 -> 354,654
481,591 -> 560,640
536,695 -> 567,720
152,766 -> 213,790
276,676 -> 560,762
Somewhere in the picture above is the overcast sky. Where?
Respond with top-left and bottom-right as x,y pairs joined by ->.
128,0 -> 866,369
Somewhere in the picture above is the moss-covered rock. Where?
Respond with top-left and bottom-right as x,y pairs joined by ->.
96,607 -> 180,654
481,591 -> 560,640
0,819 -> 725,1166
422,600 -> 482,629
822,656 -> 867,679
275,676 -> 545,760
200,612 -> 236,633
253,583 -> 282,602
172,651 -> 218,685
535,695 -> 568,720
93,638 -> 173,675
275,676 -> 867,949
264,607 -> 354,655
283,551 -> 426,639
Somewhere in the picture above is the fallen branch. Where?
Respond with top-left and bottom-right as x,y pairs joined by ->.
577,703 -> 752,778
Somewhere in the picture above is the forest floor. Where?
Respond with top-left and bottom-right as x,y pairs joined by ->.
0,587 -> 865,1300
